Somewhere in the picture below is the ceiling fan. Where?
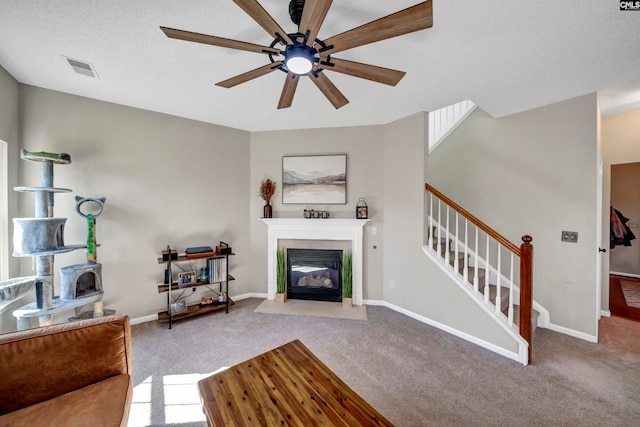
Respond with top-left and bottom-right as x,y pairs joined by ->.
161,0 -> 433,109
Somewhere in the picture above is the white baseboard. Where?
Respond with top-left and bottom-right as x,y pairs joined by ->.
600,310 -> 611,318
233,292 -> 268,300
362,299 -> 385,306
130,292 -> 269,325
610,271 -> 640,279
376,300 -> 525,364
545,322 -> 598,343
130,314 -> 157,325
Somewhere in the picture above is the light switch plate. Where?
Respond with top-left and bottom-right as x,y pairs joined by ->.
561,231 -> 578,243
629,222 -> 639,229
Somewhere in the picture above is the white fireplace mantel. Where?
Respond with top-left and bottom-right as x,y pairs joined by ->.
260,218 -> 369,305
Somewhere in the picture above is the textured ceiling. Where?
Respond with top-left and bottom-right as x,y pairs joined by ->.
1,0 -> 639,132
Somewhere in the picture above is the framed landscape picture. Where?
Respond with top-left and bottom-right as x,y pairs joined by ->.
282,154 -> 347,204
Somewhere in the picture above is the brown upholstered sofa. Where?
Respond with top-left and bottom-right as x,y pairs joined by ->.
0,314 -> 133,427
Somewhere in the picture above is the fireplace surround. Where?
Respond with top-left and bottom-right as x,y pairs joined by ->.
261,218 -> 368,305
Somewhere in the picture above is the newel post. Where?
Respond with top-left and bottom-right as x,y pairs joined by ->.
519,235 -> 533,364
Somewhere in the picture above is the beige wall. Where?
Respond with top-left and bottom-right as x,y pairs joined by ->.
382,112 -> 518,353
0,65 -> 20,280
429,94 -> 599,337
603,109 -> 640,163
3,85 -> 250,331
249,125 -> 385,301
610,163 -> 640,275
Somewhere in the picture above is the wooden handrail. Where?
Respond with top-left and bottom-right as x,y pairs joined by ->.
426,183 -> 520,255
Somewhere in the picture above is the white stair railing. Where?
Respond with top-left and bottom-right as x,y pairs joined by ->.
428,100 -> 476,152
424,183 -> 534,364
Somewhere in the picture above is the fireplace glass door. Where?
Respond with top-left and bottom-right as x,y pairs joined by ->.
287,249 -> 342,302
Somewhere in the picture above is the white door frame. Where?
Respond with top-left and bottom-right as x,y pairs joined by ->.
596,154 -> 603,326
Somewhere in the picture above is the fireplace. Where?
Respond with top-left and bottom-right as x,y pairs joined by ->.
287,249 -> 342,302
261,218 -> 369,305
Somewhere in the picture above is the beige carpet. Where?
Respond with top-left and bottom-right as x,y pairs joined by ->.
254,299 -> 368,320
129,298 -> 640,427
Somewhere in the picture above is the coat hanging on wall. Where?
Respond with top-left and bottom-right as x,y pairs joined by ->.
610,205 -> 636,249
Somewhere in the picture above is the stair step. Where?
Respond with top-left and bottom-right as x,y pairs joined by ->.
461,266 -> 486,285
431,237 -> 451,248
430,239 -> 466,263
437,248 -> 467,266
512,305 -> 540,332
479,284 -> 510,313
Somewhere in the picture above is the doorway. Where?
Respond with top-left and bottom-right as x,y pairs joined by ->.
608,162 -> 640,321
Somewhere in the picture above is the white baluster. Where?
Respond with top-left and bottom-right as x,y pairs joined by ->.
428,112 -> 435,146
473,227 -> 479,293
463,219 -> 469,283
428,192 -> 433,248
437,199 -> 442,255
453,212 -> 459,272
508,252 -> 514,325
496,247 -> 502,314
445,206 -> 450,265
484,236 -> 490,304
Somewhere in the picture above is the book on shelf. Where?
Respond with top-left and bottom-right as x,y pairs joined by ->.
208,257 -> 228,283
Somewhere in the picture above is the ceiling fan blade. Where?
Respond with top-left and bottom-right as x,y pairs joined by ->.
160,26 -> 280,55
278,73 -> 300,109
319,57 -> 406,86
320,1 -> 432,56
233,0 -> 293,45
216,61 -> 283,88
298,0 -> 333,47
309,71 -> 349,109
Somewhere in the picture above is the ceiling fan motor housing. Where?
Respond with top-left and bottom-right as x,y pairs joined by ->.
289,0 -> 305,25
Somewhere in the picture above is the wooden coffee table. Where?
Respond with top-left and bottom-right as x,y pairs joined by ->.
198,339 -> 394,426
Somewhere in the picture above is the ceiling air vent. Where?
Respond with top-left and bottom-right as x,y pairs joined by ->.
64,57 -> 98,78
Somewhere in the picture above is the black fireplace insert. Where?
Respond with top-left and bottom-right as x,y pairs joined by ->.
287,248 -> 342,302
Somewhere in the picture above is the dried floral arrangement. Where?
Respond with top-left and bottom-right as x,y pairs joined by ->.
259,179 -> 276,202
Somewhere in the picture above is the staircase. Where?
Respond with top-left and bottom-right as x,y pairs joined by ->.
430,228 -> 538,326
424,183 -> 544,365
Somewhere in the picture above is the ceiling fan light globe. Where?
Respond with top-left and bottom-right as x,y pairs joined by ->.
284,43 -> 316,75
286,57 -> 313,75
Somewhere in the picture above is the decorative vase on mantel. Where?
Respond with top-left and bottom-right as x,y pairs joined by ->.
259,178 -> 276,219
263,201 -> 273,219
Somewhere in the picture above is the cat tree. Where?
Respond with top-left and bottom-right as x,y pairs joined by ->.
8,149 -> 110,329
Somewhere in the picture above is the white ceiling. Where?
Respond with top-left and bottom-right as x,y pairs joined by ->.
1,0 -> 639,132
